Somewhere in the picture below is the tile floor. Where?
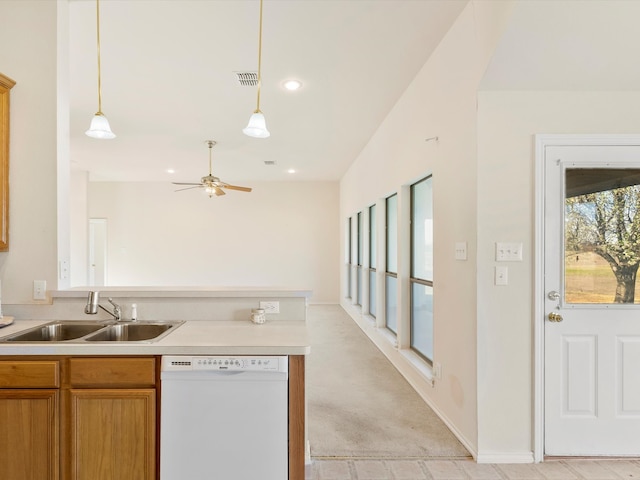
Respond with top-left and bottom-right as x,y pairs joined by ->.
307,458 -> 640,480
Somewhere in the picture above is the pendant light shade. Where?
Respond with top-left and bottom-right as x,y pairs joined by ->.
244,0 -> 269,139
86,0 -> 115,139
86,113 -> 115,139
243,111 -> 270,138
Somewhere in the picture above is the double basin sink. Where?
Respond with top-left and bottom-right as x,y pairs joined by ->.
0,320 -> 184,343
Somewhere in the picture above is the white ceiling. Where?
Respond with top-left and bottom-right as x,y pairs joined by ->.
480,0 -> 640,91
70,0 -> 640,185
69,0 -> 467,183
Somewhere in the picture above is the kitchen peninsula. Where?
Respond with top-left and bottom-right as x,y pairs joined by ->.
0,287 -> 311,480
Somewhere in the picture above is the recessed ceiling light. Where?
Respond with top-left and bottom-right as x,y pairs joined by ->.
287,168 -> 296,174
166,169 -> 175,174
283,79 -> 302,91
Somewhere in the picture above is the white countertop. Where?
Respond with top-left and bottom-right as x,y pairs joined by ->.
53,286 -> 313,299
0,319 -> 310,356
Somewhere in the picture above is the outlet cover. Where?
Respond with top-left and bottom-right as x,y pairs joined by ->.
260,301 -> 280,314
33,280 -> 47,300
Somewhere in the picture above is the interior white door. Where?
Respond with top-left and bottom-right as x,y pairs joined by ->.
544,145 -> 640,456
88,218 -> 107,286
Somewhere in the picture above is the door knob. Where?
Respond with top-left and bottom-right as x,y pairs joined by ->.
548,312 -> 563,322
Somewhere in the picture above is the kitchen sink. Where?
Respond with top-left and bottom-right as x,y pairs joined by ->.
0,320 -> 184,343
1,321 -> 113,342
84,322 -> 181,342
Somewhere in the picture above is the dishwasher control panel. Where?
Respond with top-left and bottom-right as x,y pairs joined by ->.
162,355 -> 288,373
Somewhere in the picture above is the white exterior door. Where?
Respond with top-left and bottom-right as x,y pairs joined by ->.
544,144 -> 640,456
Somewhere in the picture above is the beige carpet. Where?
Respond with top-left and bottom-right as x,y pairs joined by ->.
306,305 -> 470,459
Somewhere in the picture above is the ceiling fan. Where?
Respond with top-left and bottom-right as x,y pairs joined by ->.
173,140 -> 253,197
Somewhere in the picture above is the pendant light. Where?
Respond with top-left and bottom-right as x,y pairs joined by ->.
86,0 -> 115,139
243,0 -> 270,138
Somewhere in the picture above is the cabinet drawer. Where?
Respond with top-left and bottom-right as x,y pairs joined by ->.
0,361 -> 60,388
69,357 -> 156,387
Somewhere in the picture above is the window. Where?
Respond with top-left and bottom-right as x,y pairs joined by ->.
410,176 -> 433,363
369,204 -> 377,317
356,212 -> 363,305
385,194 -> 398,333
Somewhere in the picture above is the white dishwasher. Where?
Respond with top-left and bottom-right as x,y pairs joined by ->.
160,355 -> 289,480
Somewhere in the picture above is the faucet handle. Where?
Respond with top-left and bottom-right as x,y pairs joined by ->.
107,297 -> 122,321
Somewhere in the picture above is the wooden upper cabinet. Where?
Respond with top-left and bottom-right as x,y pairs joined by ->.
0,73 -> 15,251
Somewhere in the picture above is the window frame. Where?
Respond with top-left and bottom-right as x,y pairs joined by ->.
385,194 -> 398,334
409,175 -> 434,364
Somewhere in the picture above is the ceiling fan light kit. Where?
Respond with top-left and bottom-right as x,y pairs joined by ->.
172,140 -> 253,198
243,0 -> 270,139
86,0 -> 115,140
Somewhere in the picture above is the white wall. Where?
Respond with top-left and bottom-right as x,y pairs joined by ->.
70,169 -> 88,286
340,1 -> 514,457
87,181 -> 340,303
0,1 -> 59,304
476,90 -> 640,459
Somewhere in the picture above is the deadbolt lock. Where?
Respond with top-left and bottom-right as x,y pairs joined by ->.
548,312 -> 563,322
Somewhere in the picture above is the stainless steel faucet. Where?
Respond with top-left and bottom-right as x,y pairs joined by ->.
84,291 -> 122,321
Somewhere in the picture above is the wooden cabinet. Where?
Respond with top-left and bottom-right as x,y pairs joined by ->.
0,360 -> 60,480
0,357 -> 156,480
0,73 -> 15,251
0,355 -> 305,480
63,357 -> 157,480
68,389 -> 155,480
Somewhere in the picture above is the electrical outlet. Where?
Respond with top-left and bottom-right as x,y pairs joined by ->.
259,301 -> 280,314
33,280 -> 47,300
433,362 -> 442,379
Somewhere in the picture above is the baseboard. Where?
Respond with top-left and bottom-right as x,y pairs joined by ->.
341,302 -> 479,461
476,452 -> 535,464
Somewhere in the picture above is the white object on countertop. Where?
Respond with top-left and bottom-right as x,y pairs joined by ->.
131,303 -> 138,321
250,308 -> 266,324
0,316 -> 14,328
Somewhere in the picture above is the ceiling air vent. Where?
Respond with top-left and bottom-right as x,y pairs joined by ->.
264,160 -> 277,166
236,72 -> 258,86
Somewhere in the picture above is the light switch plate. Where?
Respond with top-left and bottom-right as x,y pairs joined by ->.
496,242 -> 523,261
495,266 -> 508,286
455,242 -> 467,261
33,280 -> 47,300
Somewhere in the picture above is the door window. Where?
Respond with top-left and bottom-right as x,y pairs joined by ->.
565,168 -> 640,304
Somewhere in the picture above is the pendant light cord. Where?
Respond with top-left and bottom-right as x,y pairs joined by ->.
95,0 -> 103,115
255,0 -> 263,113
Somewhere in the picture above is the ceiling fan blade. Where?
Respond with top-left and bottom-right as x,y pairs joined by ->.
172,182 -> 203,186
221,183 -> 252,192
174,185 -> 203,192
214,186 -> 226,196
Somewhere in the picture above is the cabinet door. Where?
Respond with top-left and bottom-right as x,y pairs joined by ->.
69,389 -> 155,480
0,73 -> 15,251
0,389 -> 59,480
